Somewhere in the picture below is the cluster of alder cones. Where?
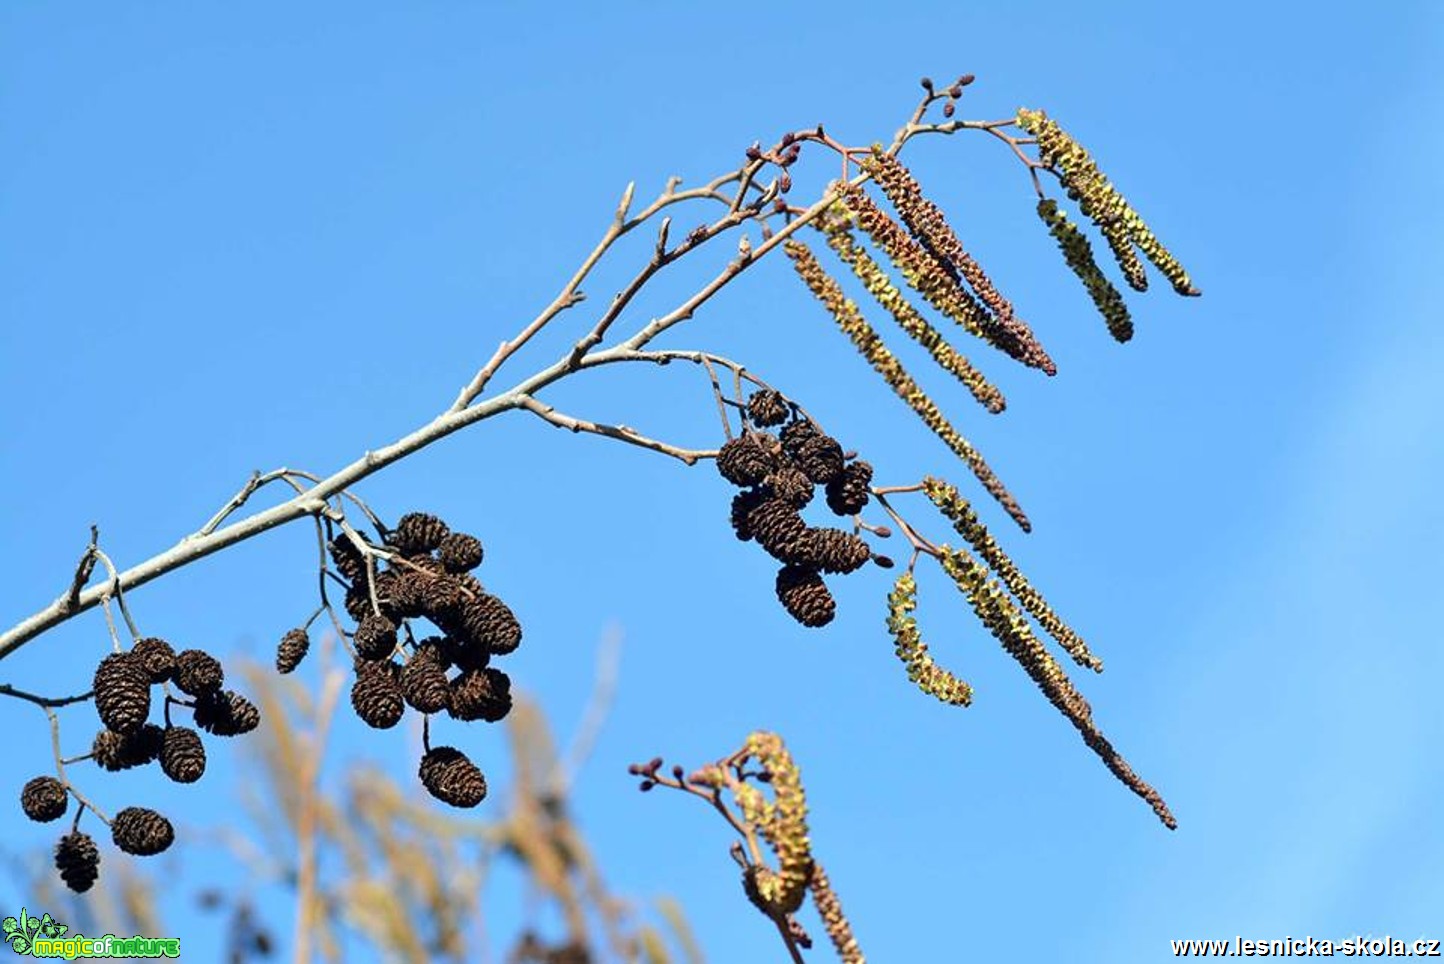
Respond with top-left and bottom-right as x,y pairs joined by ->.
282,511 -> 520,809
720,390 -> 880,628
18,638 -> 258,892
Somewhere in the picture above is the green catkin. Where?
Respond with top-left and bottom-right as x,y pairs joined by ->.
1018,108 -> 1199,297
785,239 -> 1031,532
924,476 -> 1102,672
886,572 -> 974,706
1036,199 -> 1134,343
821,206 -> 1007,413
939,546 -> 1176,829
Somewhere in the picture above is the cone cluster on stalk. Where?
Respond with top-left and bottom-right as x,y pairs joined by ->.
718,391 -> 879,628
25,635 -> 253,892
313,511 -> 520,809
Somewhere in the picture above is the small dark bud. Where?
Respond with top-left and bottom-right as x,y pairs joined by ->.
773,198 -> 787,214
671,764 -> 685,780
920,76 -> 934,91
745,142 -> 762,160
873,554 -> 896,569
779,173 -> 792,194
756,770 -> 772,783
958,73 -> 976,86
780,131 -> 795,147
639,780 -> 655,792
647,756 -> 663,772
942,102 -> 955,118
948,84 -> 963,98
627,763 -> 643,775
873,526 -> 892,539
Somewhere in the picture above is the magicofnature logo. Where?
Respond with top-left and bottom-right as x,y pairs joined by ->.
3,908 -> 179,959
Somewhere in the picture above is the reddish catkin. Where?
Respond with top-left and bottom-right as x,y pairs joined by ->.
785,239 -> 1031,532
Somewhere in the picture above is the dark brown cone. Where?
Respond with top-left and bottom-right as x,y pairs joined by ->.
173,649 -> 224,697
413,637 -> 453,671
328,535 -> 368,582
419,746 -> 488,808
780,419 -> 821,460
798,528 -> 873,574
746,389 -> 790,428
55,832 -> 100,893
353,613 -> 398,661
92,724 -> 163,771
129,637 -> 176,683
159,726 -> 206,784
762,465 -> 815,509
420,573 -> 467,619
385,570 -> 429,619
193,690 -> 260,737
389,512 -> 450,555
729,489 -> 769,541
275,628 -> 310,675
111,806 -> 174,856
369,569 -> 405,621
21,776 -> 67,822
343,582 -> 373,622
775,565 -> 836,627
350,661 -> 404,729
796,434 -> 845,484
747,498 -> 809,563
716,433 -> 777,487
440,633 -> 490,672
93,652 -> 151,735
438,532 -> 484,573
448,667 -> 512,723
400,653 -> 451,714
448,594 -> 522,656
824,461 -> 873,516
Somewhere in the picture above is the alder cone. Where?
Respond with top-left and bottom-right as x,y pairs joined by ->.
193,690 -> 260,737
448,667 -> 512,723
796,434 -> 845,484
92,724 -> 164,771
55,832 -> 100,893
420,574 -> 467,619
798,528 -> 872,574
275,628 -> 310,675
386,571 -> 429,619
746,389 -> 790,428
111,806 -> 174,857
729,489 -> 768,542
438,532 -> 484,573
172,649 -> 224,697
763,465 -> 815,509
447,594 -> 522,656
21,776 -> 67,823
130,637 -> 176,683
716,434 -> 777,487
419,746 -> 488,808
775,565 -> 836,627
328,535 -> 368,582
390,512 -> 450,555
93,653 -> 151,736
440,633 -> 491,672
825,460 -> 873,516
780,418 -> 822,460
747,498 -> 809,564
400,654 -> 451,714
353,613 -> 398,661
160,726 -> 206,784
351,661 -> 405,729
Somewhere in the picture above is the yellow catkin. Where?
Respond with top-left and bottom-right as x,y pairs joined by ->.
859,151 -> 1057,375
1018,109 -> 1199,298
1036,199 -> 1134,343
938,546 -> 1177,829
735,732 -> 812,915
923,476 -> 1101,672
887,571 -> 974,706
809,862 -> 865,964
785,239 -> 1032,533
821,205 -> 1007,414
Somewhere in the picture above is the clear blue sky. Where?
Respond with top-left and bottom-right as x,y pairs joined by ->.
3,3 -> 1441,961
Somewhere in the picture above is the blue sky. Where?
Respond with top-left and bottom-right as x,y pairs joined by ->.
2,3 -> 1441,961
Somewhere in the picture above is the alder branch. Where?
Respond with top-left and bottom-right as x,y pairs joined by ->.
516,395 -> 716,466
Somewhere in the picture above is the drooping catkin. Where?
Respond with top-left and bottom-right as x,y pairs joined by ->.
735,732 -> 812,915
1017,108 -> 1199,297
785,239 -> 1031,532
1036,199 -> 1134,343
924,476 -> 1101,672
857,153 -> 1056,374
821,207 -> 1007,414
886,572 -> 973,706
810,862 -> 865,964
939,546 -> 1175,828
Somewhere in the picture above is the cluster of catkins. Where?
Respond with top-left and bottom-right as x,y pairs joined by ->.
719,390 -> 879,628
280,512 -> 519,810
18,638 -> 258,893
